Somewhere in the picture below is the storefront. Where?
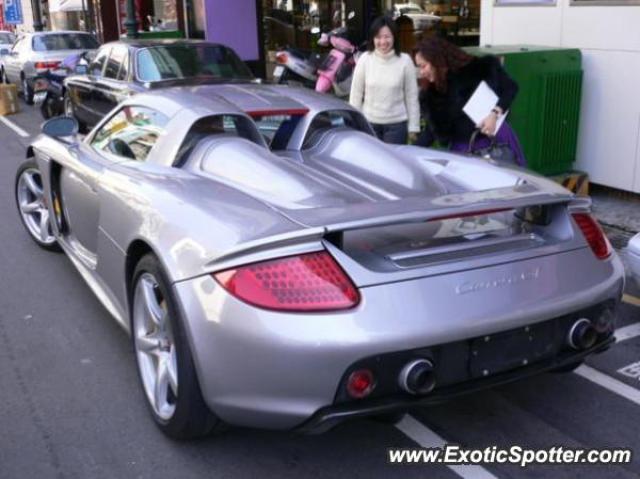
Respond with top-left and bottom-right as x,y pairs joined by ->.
261,0 -> 480,78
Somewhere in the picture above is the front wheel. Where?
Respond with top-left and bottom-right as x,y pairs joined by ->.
131,254 -> 222,439
15,159 -> 61,252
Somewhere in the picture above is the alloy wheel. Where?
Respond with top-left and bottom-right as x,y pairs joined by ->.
16,167 -> 56,246
133,273 -> 179,421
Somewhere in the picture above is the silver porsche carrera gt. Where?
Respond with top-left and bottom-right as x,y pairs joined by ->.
15,83 -> 624,439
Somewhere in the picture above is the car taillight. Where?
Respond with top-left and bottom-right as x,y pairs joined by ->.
572,213 -> 612,260
275,52 -> 288,64
214,251 -> 360,312
34,61 -> 61,70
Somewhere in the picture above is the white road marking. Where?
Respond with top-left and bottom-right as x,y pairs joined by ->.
0,115 -> 29,138
617,361 -> 640,380
574,365 -> 640,406
622,294 -> 640,307
615,322 -> 640,342
397,415 -> 498,479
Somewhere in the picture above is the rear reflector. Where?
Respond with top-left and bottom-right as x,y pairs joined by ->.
572,213 -> 612,260
346,369 -> 375,399
34,61 -> 61,70
214,251 -> 360,312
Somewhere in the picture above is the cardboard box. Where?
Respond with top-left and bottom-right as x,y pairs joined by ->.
0,84 -> 20,116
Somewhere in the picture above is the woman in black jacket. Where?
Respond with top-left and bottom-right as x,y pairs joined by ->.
414,36 -> 526,166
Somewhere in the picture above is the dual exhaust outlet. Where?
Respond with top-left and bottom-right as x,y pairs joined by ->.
397,317 -> 599,396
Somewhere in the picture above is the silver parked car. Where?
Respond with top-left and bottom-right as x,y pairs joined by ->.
15,83 -> 623,439
0,30 -> 16,54
1,30 -> 98,104
628,233 -> 640,287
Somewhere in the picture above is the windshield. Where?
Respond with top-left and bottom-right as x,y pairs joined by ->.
32,33 -> 99,52
0,33 -> 15,44
136,45 -> 254,82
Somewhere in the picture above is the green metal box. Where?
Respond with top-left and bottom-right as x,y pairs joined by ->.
465,45 -> 583,175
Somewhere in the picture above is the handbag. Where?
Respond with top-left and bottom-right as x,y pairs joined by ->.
467,130 -> 518,166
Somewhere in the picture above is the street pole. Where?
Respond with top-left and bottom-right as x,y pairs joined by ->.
31,0 -> 43,31
124,0 -> 138,38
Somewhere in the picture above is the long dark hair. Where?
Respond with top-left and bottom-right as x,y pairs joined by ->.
367,16 -> 401,56
414,35 -> 474,93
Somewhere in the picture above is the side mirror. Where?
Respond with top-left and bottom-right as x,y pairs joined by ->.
0,48 -> 8,56
42,116 -> 79,138
75,64 -> 88,74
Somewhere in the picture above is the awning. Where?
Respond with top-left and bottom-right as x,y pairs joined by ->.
49,0 -> 87,13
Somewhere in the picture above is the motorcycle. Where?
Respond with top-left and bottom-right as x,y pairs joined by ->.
273,11 -> 360,97
33,51 -> 91,119
273,46 -> 323,89
314,21 -> 361,97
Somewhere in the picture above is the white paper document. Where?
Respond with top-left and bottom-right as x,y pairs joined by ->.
462,81 -> 507,134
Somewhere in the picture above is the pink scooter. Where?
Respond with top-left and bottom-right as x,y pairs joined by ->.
315,14 -> 360,97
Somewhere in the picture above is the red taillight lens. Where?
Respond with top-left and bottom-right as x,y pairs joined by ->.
572,213 -> 612,260
347,369 -> 376,399
275,52 -> 288,64
34,61 -> 61,70
214,251 -> 360,312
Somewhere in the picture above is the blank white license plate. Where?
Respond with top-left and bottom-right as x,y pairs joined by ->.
33,91 -> 48,104
273,65 -> 284,78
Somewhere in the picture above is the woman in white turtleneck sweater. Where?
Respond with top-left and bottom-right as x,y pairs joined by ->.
349,16 -> 420,145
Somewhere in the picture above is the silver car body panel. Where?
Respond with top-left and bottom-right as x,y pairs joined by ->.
27,83 -> 624,429
628,233 -> 640,288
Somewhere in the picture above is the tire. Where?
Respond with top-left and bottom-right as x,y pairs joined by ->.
41,96 -> 55,120
1,67 -> 8,84
131,253 -> 222,439
15,159 -> 61,252
21,74 -> 33,104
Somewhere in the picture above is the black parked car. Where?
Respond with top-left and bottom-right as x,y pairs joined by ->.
64,39 -> 255,130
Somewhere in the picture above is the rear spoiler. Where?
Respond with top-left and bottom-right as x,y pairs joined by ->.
279,183 -> 578,232
204,184 -> 579,273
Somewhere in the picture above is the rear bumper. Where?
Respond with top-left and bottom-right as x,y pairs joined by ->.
296,335 -> 614,434
173,247 -> 624,431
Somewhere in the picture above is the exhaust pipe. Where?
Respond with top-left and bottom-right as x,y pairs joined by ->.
567,318 -> 597,350
399,359 -> 436,395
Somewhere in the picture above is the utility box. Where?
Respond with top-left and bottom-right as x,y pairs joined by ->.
465,45 -> 583,176
0,84 -> 19,116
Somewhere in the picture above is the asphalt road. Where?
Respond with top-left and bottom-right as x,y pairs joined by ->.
1,102 -> 640,479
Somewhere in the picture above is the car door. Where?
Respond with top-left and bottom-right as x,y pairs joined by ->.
4,36 -> 25,83
93,45 -> 132,118
67,45 -> 110,126
58,105 -> 168,263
